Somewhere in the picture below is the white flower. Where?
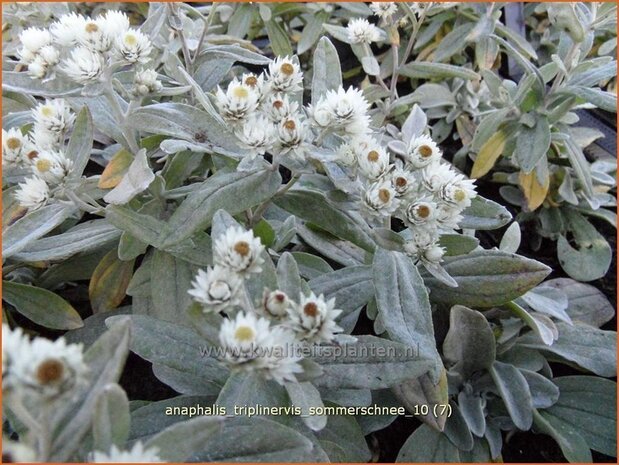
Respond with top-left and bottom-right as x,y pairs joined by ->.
11,335 -> 88,401
50,12 -> 87,46
435,203 -> 464,230
407,134 -> 442,169
133,68 -> 163,95
336,142 -> 357,166
216,79 -> 260,123
77,17 -> 112,52
260,290 -> 292,318
99,10 -> 131,39
403,229 -> 445,265
2,438 -> 37,463
404,197 -> 438,226
241,72 -> 267,102
362,180 -> 400,219
30,125 -> 60,151
259,326 -> 304,384
14,177 -> 50,210
2,128 -> 28,168
347,18 -> 381,44
422,244 -> 446,265
19,27 -> 51,54
439,177 -> 477,209
214,227 -> 265,276
356,143 -> 390,180
31,150 -> 72,185
236,115 -> 276,158
26,45 -> 60,79
267,56 -> 303,94
370,2 -> 398,19
421,162 -> 457,193
32,99 -> 75,135
219,311 -> 273,364
287,292 -> 343,344
310,86 -> 370,135
62,46 -> 105,84
115,29 -> 152,64
188,266 -> 243,313
2,325 -> 28,389
275,116 -> 308,158
263,93 -> 299,123
390,164 -> 417,198
92,442 -> 164,463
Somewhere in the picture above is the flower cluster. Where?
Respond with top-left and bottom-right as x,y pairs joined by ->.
17,10 -> 154,84
188,226 -> 347,385
5,98 -> 77,211
92,443 -> 164,463
215,56 -> 309,160
2,324 -> 88,403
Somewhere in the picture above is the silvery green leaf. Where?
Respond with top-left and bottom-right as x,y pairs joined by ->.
400,62 -> 480,80
299,11 -> 330,54
227,3 -> 253,38
130,102 -> 239,154
439,234 -> 480,256
543,278 -> 614,328
265,19 -> 293,57
285,382 -> 327,431
159,169 -> 282,247
500,221 -> 522,253
409,83 -> 456,108
2,280 -> 83,330
93,384 -> 130,451
216,371 -> 288,412
520,285 -> 571,324
519,369 -> 559,409
3,203 -> 75,258
515,115 -> 551,173
434,23 -> 476,62
51,318 -> 131,461
393,370 -> 449,432
295,226 -> 367,268
311,37 -> 342,105
311,335 -> 434,389
12,220 -> 121,263
495,22 -> 538,60
103,149 -> 155,205
3,71 -> 81,97
199,44 -> 271,65
534,408 -> 593,463
277,252 -> 305,299
422,250 -> 550,308
558,172 -> 579,205
360,55 -> 380,76
144,416 -> 224,462
65,106 -> 94,181
105,204 -> 164,248
397,425 -> 491,462
106,314 -> 228,395
373,249 -> 442,381
69,96 -> 129,149
443,305 -> 495,381
322,24 -> 351,44
540,376 -> 616,457
568,60 -> 617,87
460,195 -> 512,230
195,57 -> 235,91
174,66 -> 222,122
422,261 -> 458,288
458,390 -> 486,437
315,404 -> 371,462
320,388 -> 371,407
150,250 -> 195,325
489,361 -> 533,430
518,322 -> 616,377
401,104 -> 427,144
291,252 -> 333,280
510,302 -> 558,345
443,401 -> 474,451
308,265 -> 373,316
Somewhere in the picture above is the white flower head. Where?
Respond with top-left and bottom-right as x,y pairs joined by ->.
267,56 -> 303,94
435,203 -> 464,230
77,17 -> 112,52
188,266 -> 243,313
19,27 -> 51,54
356,142 -> 390,181
404,197 -> 438,226
92,442 -> 164,463
403,227 -> 444,265
214,227 -> 265,276
275,115 -> 308,158
370,2 -> 398,20
50,12 -> 87,47
311,86 -> 370,135
236,115 -> 276,158
259,325 -> 304,384
336,142 -> 357,166
260,289 -> 292,319
407,134 -> 442,169
439,176 -> 477,209
219,311 -> 273,364
362,179 -> 400,219
14,177 -> 50,210
263,93 -> 299,123
287,292 -> 343,344
347,18 -> 381,44
133,68 -> 163,95
2,325 -> 28,389
31,150 -> 72,185
216,79 -> 260,123
115,29 -> 153,64
62,46 -> 105,84
26,46 -> 60,79
32,99 -> 75,135
11,335 -> 88,401
99,10 -> 131,39
421,162 -> 458,193
390,164 -> 417,198
2,127 -> 28,168
30,124 -> 60,151
241,72 -> 267,102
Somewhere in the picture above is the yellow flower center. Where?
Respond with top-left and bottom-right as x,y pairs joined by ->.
234,326 -> 255,342
395,177 -> 407,188
85,22 -> 99,33
454,189 -> 466,202
36,158 -> 52,173
244,76 -> 258,87
41,106 -> 54,118
6,137 -> 21,150
234,241 -> 250,257
36,358 -> 64,385
283,119 -> 296,130
417,205 -> 431,218
303,302 -> 318,317
273,100 -> 284,110
367,150 -> 380,162
280,63 -> 295,76
419,145 -> 433,158
232,86 -> 249,99
378,188 -> 391,203
124,33 -> 137,46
